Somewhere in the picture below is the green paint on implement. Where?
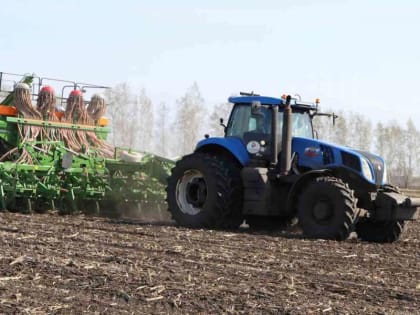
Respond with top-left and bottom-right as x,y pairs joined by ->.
0,72 -> 174,216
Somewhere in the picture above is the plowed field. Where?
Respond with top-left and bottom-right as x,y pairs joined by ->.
0,211 -> 419,314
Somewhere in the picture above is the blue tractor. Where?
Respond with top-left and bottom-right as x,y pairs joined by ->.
166,93 -> 419,242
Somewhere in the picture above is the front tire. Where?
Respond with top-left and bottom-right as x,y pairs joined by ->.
355,220 -> 404,243
297,176 -> 357,240
167,152 -> 243,229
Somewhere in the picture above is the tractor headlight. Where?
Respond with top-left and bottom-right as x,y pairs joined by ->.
361,157 -> 374,182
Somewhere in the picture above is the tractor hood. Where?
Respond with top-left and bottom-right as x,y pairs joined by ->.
293,137 -> 386,186
196,136 -> 386,186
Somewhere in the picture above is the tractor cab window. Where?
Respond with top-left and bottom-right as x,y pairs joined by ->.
279,110 -> 313,139
226,104 -> 272,137
226,104 -> 313,140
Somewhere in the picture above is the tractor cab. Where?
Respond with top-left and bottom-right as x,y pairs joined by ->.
225,95 -> 316,163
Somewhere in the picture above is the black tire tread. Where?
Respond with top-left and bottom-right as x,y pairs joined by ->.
216,157 -> 243,228
356,220 -> 405,243
297,176 -> 357,240
167,152 -> 242,229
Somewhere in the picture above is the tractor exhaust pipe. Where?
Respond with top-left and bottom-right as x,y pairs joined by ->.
280,95 -> 292,175
271,104 -> 278,166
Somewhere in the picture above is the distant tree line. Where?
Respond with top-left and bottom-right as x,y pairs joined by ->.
313,110 -> 420,188
104,82 -> 230,159
105,83 -> 419,188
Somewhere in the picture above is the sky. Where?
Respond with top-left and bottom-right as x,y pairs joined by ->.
1,0 -> 420,127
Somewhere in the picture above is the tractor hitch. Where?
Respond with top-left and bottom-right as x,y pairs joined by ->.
373,191 -> 419,221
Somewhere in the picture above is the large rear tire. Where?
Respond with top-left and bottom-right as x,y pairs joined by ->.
166,152 -> 243,229
297,176 -> 357,240
355,220 -> 404,243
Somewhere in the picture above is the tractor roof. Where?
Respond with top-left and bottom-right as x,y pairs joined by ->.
228,95 -> 318,111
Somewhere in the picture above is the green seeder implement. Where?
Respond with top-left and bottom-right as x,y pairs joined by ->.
0,72 -> 173,216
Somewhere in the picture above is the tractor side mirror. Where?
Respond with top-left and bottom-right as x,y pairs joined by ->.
313,112 -> 339,126
332,113 -> 338,126
220,118 -> 227,129
251,101 -> 262,116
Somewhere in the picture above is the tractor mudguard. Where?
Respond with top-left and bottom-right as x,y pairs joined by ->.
373,191 -> 419,221
195,137 -> 250,166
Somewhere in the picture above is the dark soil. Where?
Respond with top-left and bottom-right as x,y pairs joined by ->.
0,211 -> 418,314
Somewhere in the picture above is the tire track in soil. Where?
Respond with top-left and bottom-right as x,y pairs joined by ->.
0,212 -> 418,314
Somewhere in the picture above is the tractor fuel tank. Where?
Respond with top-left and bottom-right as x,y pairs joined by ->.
241,167 -> 290,216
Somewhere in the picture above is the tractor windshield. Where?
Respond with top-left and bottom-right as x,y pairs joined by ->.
226,104 -> 313,140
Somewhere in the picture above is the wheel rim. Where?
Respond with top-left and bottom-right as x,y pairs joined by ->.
176,169 -> 207,215
312,199 -> 334,224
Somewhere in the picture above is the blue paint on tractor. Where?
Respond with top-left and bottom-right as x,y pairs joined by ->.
196,94 -> 383,185
292,137 -> 378,185
228,95 -> 318,110
228,96 -> 285,106
197,135 -> 379,185
196,137 -> 250,166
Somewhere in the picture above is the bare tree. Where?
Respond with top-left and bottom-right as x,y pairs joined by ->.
126,96 -> 140,149
314,110 -> 372,151
105,84 -> 155,152
105,83 -> 136,148
375,121 -> 407,186
346,112 -> 372,151
375,122 -> 386,157
154,102 -> 168,157
136,89 -> 154,152
312,108 -> 335,143
208,102 -> 231,137
402,119 -> 420,187
331,110 -> 349,146
172,82 -> 206,156
313,109 -> 346,145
